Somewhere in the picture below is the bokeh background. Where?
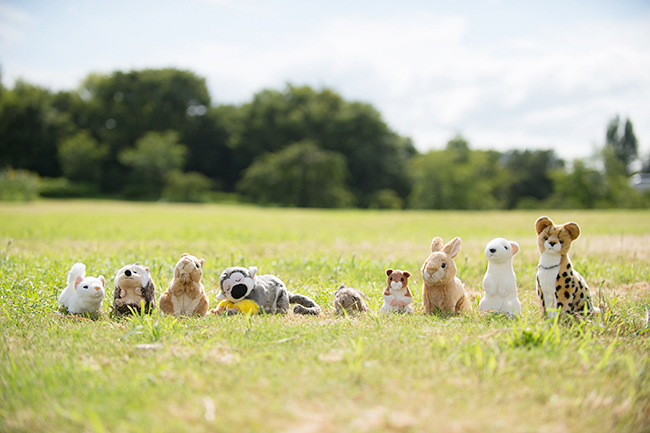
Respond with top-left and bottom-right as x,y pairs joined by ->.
1,0 -> 649,208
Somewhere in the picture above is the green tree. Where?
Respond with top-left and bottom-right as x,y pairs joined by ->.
548,159 -> 607,208
0,81 -> 76,177
162,170 -> 213,202
408,137 -> 502,210
238,140 -> 354,208
73,68 -> 224,192
58,130 -> 109,185
230,85 -> 415,206
502,149 -> 564,209
118,131 -> 188,199
606,115 -> 638,175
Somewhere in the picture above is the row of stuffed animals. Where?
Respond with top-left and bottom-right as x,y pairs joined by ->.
58,216 -> 599,319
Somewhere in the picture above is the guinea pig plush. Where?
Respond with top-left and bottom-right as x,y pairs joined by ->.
113,263 -> 157,316
333,284 -> 370,315
58,262 -> 106,315
421,237 -> 470,315
213,266 -> 321,315
380,269 -> 413,314
479,238 -> 521,315
159,253 -> 209,317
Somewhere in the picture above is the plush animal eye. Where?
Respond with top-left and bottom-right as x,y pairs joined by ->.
389,277 -> 393,281
83,285 -> 88,289
441,262 -> 446,268
504,246 -> 508,250
544,236 -> 548,241
195,263 -> 199,268
400,277 -> 404,281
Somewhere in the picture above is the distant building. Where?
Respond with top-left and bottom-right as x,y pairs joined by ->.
630,173 -> 650,193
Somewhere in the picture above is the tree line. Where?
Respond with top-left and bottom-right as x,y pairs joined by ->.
0,67 -> 647,208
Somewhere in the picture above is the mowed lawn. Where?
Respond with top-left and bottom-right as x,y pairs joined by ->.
1,200 -> 649,433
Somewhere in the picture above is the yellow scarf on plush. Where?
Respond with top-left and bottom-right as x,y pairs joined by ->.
217,299 -> 260,315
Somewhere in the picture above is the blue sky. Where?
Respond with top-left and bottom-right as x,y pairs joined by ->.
1,0 -> 649,161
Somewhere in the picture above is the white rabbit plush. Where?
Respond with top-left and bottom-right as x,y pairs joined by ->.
479,238 -> 521,315
58,263 -> 106,314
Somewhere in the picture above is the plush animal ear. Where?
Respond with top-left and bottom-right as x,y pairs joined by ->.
443,237 -> 462,258
99,276 -> 106,288
200,258 -> 206,267
75,275 -> 84,287
563,222 -> 581,240
403,271 -> 411,278
181,253 -> 190,258
145,267 -> 150,273
510,241 -> 520,256
535,216 -> 554,235
386,269 -> 393,276
337,284 -> 345,291
431,237 -> 444,252
248,266 -> 258,280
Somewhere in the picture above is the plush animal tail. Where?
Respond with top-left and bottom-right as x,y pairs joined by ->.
59,262 -> 86,308
289,293 -> 321,315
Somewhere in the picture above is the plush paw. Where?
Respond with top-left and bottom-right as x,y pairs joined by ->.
135,287 -> 143,296
226,308 -> 239,316
398,300 -> 406,308
390,299 -> 398,307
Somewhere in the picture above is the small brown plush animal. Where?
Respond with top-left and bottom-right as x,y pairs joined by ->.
333,284 -> 370,315
113,263 -> 156,316
535,216 -> 598,317
159,253 -> 209,316
421,237 -> 470,314
381,269 -> 413,314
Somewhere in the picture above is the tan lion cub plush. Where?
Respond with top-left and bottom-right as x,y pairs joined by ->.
535,216 -> 597,318
159,253 -> 209,316
421,237 -> 470,314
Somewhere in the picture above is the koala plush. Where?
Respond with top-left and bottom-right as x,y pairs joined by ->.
213,266 -> 321,315
113,263 -> 156,316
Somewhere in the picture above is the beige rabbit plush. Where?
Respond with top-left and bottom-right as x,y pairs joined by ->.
421,237 -> 470,314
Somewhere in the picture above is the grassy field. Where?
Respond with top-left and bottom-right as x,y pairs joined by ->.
1,200 -> 649,432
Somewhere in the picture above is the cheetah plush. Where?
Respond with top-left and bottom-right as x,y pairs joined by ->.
535,216 -> 597,317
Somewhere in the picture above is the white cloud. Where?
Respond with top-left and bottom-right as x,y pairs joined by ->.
0,3 -> 37,48
1,2 -> 648,160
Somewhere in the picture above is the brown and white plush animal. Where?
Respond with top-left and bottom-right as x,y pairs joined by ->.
535,216 -> 597,317
421,237 -> 470,314
113,263 -> 156,316
381,269 -> 413,314
159,253 -> 209,316
333,284 -> 370,315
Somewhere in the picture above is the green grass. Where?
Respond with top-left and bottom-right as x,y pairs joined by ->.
1,200 -> 649,432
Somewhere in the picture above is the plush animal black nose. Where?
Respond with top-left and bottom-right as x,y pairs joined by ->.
231,284 -> 248,300
125,270 -> 132,277
549,242 -> 556,247
489,248 -> 496,253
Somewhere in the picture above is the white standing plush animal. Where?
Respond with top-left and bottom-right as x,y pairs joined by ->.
479,238 -> 521,315
58,263 -> 106,314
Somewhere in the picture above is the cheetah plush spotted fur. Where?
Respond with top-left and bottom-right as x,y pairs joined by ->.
535,216 -> 597,318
